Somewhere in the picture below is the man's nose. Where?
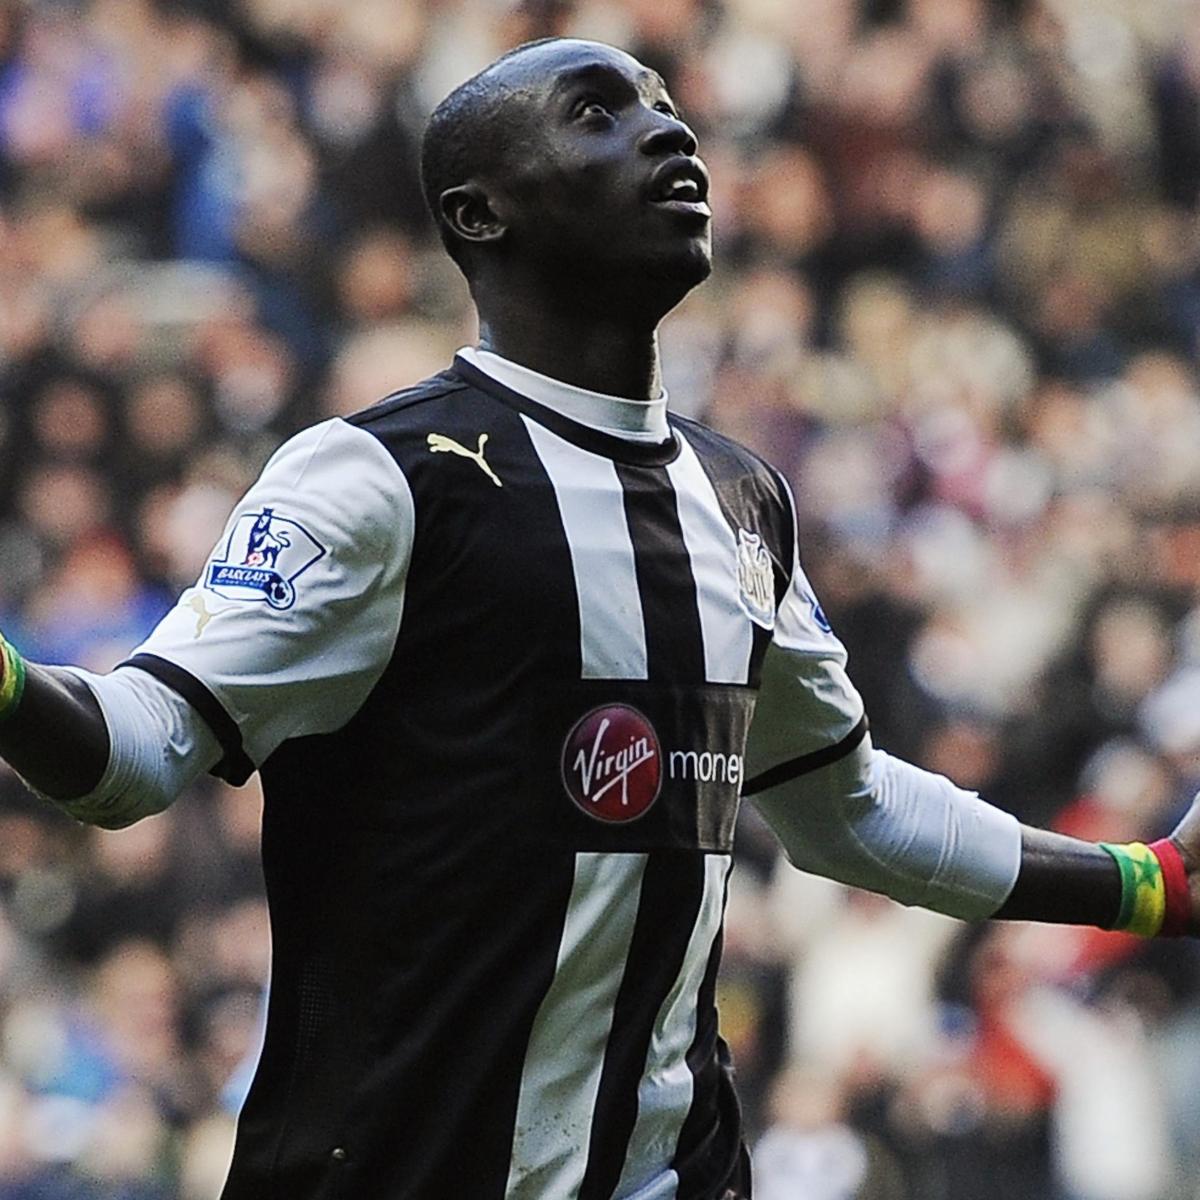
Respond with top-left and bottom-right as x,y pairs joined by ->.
638,112 -> 698,159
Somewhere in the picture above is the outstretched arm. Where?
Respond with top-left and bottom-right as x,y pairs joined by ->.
749,662 -> 1195,939
0,418 -> 416,831
754,472 -> 1195,939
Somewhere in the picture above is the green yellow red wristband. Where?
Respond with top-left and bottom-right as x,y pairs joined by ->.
0,634 -> 27,722
1148,838 -> 1190,937
1099,841 -> 1167,937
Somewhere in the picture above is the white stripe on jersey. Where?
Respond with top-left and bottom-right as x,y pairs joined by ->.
506,852 -> 649,1200
614,854 -> 732,1200
665,436 -> 754,685
523,419 -> 649,680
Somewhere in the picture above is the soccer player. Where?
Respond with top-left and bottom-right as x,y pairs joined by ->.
1,37 -> 1196,1200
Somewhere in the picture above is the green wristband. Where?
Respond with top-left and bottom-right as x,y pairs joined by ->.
0,636 -> 27,721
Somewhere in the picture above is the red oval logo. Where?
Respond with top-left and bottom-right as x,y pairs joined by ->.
561,704 -> 662,823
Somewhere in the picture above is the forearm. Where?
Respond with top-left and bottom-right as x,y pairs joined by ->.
995,827 -> 1123,927
0,663 -> 110,799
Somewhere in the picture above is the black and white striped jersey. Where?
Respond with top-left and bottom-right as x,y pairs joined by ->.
125,352 -> 864,1200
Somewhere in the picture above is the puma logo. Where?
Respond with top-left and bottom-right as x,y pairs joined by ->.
188,593 -> 215,638
427,433 -> 503,488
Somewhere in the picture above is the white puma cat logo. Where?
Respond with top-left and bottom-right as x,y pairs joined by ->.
188,593 -> 215,638
427,433 -> 503,488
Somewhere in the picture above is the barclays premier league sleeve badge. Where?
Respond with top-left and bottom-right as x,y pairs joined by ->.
204,507 -> 327,610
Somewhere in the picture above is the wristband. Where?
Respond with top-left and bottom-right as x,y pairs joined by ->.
0,634 -> 26,721
1099,841 -> 1166,937
1148,838 -> 1191,937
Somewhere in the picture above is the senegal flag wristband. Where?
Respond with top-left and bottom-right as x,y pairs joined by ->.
0,634 -> 26,722
1099,840 -> 1190,938
1148,838 -> 1191,937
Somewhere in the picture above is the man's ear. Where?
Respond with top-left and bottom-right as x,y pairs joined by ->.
439,183 -> 507,247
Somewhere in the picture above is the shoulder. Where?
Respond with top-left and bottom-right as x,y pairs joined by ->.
258,417 -> 408,496
345,368 -> 473,435
241,416 -> 416,560
670,412 -> 789,505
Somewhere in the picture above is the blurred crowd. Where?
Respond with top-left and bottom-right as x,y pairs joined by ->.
2,0 -> 1200,1196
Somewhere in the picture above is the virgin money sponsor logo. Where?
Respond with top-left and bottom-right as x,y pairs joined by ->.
668,749 -> 743,786
561,705 -> 662,823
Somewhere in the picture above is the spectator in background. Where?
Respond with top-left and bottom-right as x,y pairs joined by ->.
754,1068 -> 905,1200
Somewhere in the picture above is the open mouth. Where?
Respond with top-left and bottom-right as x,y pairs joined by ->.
647,158 -> 711,218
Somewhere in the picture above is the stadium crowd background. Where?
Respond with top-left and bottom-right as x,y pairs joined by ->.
2,0 -> 1200,1195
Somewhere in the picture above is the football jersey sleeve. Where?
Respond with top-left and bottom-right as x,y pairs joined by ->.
745,478 -> 1021,920
123,418 -> 413,783
743,482 -> 866,795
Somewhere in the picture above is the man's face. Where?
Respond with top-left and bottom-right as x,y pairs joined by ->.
488,41 -> 712,293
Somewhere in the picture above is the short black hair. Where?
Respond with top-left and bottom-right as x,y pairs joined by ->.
420,38 -> 559,269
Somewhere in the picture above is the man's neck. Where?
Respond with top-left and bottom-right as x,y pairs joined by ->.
475,293 -> 664,402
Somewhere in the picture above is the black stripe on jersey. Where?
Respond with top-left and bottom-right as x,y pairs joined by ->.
452,354 -> 681,468
741,714 -> 870,796
615,463 -> 707,683
578,852 -> 707,1200
119,652 -> 256,785
671,860 -> 739,1197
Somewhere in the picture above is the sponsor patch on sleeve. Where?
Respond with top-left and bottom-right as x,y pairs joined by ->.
204,507 -> 327,610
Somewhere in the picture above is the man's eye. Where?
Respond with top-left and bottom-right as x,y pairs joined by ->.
573,97 -> 611,120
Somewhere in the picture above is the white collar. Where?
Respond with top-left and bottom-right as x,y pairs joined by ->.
458,346 -> 671,443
